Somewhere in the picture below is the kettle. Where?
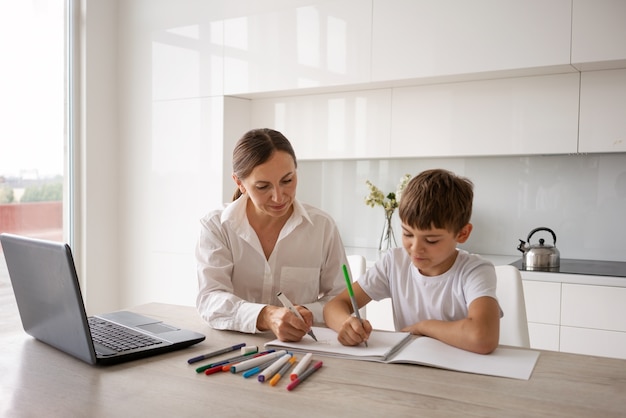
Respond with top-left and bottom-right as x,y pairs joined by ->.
517,227 -> 560,271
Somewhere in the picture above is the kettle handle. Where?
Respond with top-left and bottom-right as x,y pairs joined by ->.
527,227 -> 557,245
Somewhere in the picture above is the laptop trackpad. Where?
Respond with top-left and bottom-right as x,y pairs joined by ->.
136,323 -> 179,334
98,311 -> 180,333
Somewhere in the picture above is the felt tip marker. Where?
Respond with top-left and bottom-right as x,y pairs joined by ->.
203,350 -> 272,375
220,350 -> 275,372
269,356 -> 296,386
342,264 -> 368,347
230,350 -> 287,373
195,349 -> 259,373
290,352 -> 313,381
242,357 -> 281,379
286,361 -> 323,391
187,343 -> 247,364
258,352 -> 292,383
276,292 -> 318,342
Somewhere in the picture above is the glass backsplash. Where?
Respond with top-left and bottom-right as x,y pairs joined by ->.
297,153 -> 626,262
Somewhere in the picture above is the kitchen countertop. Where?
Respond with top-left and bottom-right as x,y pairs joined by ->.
510,258 -> 626,278
346,247 -> 626,287
511,258 -> 626,288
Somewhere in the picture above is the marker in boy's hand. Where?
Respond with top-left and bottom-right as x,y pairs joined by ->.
340,263 -> 369,347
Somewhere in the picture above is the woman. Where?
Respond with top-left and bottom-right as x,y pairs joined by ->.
196,128 -> 348,341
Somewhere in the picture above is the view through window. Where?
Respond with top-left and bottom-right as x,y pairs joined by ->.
0,1 -> 66,307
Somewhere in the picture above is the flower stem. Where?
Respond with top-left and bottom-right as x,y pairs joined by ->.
379,209 -> 397,251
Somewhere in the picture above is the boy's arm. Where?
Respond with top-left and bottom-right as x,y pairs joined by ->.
402,296 -> 500,354
323,284 -> 373,346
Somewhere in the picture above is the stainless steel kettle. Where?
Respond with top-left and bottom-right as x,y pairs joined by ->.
517,227 -> 560,271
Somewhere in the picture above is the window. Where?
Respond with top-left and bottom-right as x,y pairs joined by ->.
0,1 -> 68,285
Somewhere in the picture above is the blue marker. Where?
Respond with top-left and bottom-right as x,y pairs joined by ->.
242,357 -> 281,378
187,343 -> 246,364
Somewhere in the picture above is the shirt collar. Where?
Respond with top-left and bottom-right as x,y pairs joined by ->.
221,194 -> 314,230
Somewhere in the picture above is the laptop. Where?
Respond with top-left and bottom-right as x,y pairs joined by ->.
0,233 -> 205,365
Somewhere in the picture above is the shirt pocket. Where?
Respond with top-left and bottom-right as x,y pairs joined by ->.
280,267 -> 320,303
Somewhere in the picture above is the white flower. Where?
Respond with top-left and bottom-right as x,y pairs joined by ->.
395,174 -> 411,204
364,174 -> 412,214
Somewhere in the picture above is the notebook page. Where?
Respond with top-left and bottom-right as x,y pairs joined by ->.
265,326 -> 411,361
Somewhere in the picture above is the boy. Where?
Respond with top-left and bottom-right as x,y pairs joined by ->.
324,169 -> 501,354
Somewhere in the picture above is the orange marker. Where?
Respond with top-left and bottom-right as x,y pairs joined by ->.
269,356 -> 296,386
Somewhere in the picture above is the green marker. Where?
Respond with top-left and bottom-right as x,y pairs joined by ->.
194,349 -> 258,373
342,264 -> 368,347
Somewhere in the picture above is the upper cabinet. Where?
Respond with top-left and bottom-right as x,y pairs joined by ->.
579,69 -> 626,153
371,0 -> 573,83
571,0 -> 626,71
250,89 -> 392,160
389,73 -> 580,157
223,0 -> 372,95
232,0 -> 625,158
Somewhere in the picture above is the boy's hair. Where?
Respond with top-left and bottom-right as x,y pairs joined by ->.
398,169 -> 473,234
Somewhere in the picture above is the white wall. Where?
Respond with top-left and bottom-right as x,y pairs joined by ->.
80,0 -> 626,313
115,0 -> 230,310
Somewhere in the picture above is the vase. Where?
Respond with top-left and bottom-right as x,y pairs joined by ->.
379,210 -> 397,251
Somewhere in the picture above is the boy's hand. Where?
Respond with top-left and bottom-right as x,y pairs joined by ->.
401,322 -> 424,336
337,316 -> 372,346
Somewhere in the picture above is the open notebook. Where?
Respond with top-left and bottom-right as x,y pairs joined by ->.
266,326 -> 540,380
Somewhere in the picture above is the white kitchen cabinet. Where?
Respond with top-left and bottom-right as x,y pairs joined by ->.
560,327 -> 626,360
561,283 -> 626,333
389,73 -> 580,157
571,0 -> 626,71
522,280 -> 561,325
371,0 -> 572,83
522,279 -> 561,351
561,282 -> 626,359
223,0 -> 372,95
250,89 -> 392,160
579,69 -> 626,153
520,278 -> 626,359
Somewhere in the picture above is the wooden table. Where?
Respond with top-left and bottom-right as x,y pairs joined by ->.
1,302 -> 625,417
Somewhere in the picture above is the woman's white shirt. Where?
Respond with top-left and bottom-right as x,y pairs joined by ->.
196,194 -> 348,333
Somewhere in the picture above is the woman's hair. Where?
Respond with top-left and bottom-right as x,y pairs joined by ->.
398,169 -> 473,234
231,128 -> 298,201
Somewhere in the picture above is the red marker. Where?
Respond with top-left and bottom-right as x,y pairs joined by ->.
286,361 -> 323,391
290,352 -> 312,381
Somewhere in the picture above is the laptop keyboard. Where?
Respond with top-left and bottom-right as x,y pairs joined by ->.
88,317 -> 163,353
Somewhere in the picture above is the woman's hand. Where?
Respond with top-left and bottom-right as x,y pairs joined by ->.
257,305 -> 312,342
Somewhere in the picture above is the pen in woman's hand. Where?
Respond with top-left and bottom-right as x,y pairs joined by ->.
276,292 -> 318,342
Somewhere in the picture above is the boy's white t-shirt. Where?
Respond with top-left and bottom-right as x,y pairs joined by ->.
358,248 -> 499,331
